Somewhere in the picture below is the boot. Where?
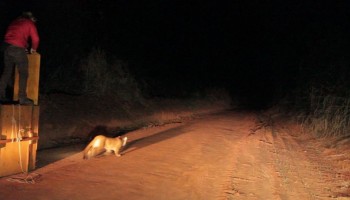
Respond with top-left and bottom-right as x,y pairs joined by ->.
19,97 -> 34,105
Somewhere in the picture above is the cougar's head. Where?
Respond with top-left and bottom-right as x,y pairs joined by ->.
122,137 -> 128,146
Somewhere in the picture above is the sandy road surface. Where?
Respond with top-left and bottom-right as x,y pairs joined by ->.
0,111 -> 348,200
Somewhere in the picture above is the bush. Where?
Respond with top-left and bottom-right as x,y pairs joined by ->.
80,48 -> 144,102
296,86 -> 350,138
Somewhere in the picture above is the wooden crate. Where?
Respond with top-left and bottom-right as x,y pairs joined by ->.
0,105 -> 39,177
13,53 -> 41,105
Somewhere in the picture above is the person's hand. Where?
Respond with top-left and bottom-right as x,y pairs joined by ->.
30,48 -> 37,54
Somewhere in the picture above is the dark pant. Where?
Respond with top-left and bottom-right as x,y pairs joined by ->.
0,45 -> 28,99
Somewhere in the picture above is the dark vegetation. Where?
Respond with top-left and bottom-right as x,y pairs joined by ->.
1,1 -> 350,141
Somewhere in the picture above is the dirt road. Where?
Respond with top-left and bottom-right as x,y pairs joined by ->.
0,111 -> 349,199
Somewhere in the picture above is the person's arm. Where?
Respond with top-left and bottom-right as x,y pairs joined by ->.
29,22 -> 39,52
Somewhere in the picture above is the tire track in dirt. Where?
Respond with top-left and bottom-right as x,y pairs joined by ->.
224,113 -> 347,199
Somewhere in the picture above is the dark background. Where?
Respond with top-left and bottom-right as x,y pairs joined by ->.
1,0 -> 350,108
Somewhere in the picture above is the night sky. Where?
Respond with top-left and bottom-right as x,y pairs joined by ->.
1,1 -> 350,107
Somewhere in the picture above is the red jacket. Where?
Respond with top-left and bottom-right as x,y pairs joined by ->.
4,18 -> 39,50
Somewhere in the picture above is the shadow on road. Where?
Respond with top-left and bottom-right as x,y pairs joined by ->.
122,125 -> 189,155
36,144 -> 84,169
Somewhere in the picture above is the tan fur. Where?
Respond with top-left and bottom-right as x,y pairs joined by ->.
83,135 -> 128,159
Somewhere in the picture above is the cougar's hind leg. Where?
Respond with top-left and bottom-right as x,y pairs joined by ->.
114,148 -> 122,157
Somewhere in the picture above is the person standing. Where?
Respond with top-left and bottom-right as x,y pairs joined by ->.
0,11 -> 39,105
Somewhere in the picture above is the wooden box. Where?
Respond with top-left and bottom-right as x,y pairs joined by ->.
0,105 -> 39,177
13,53 -> 41,105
